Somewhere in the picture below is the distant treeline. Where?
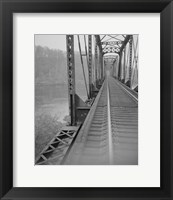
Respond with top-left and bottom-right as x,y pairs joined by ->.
35,45 -> 88,85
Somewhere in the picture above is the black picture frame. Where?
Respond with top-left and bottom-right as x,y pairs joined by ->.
0,0 -> 173,199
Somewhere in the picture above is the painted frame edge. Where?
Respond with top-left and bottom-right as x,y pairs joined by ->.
0,0 -> 172,199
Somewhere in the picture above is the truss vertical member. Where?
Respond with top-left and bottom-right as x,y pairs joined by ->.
118,35 -> 131,85
95,40 -> 98,87
129,35 -> 133,88
66,35 -> 76,126
102,56 -> 105,77
98,49 -> 101,81
88,35 -> 92,98
98,38 -> 103,82
77,35 -> 89,99
94,35 -> 103,87
118,51 -> 122,81
100,51 -> 104,80
123,48 -> 126,83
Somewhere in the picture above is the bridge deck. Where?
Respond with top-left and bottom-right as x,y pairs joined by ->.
64,76 -> 138,165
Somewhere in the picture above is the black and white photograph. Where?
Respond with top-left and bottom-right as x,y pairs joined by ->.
2,0 -> 173,198
35,34 -> 138,165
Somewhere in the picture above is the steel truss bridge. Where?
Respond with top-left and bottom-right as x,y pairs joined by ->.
36,34 -> 138,165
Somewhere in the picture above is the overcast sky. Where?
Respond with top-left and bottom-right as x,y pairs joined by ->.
35,35 -> 90,52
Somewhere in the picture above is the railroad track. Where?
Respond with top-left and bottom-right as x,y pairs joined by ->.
109,77 -> 138,165
64,75 -> 138,165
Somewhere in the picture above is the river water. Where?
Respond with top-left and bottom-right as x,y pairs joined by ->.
35,83 -> 87,123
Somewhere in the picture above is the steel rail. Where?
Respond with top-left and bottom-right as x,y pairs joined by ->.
114,78 -> 138,103
106,76 -> 114,164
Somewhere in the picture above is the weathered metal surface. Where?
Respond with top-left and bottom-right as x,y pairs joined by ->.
88,35 -> 93,98
118,51 -> 122,79
103,46 -> 120,54
129,36 -> 133,88
66,35 -> 76,126
36,126 -> 80,165
102,41 -> 122,45
94,41 -> 98,86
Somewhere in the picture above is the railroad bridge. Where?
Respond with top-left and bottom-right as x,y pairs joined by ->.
36,34 -> 138,165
